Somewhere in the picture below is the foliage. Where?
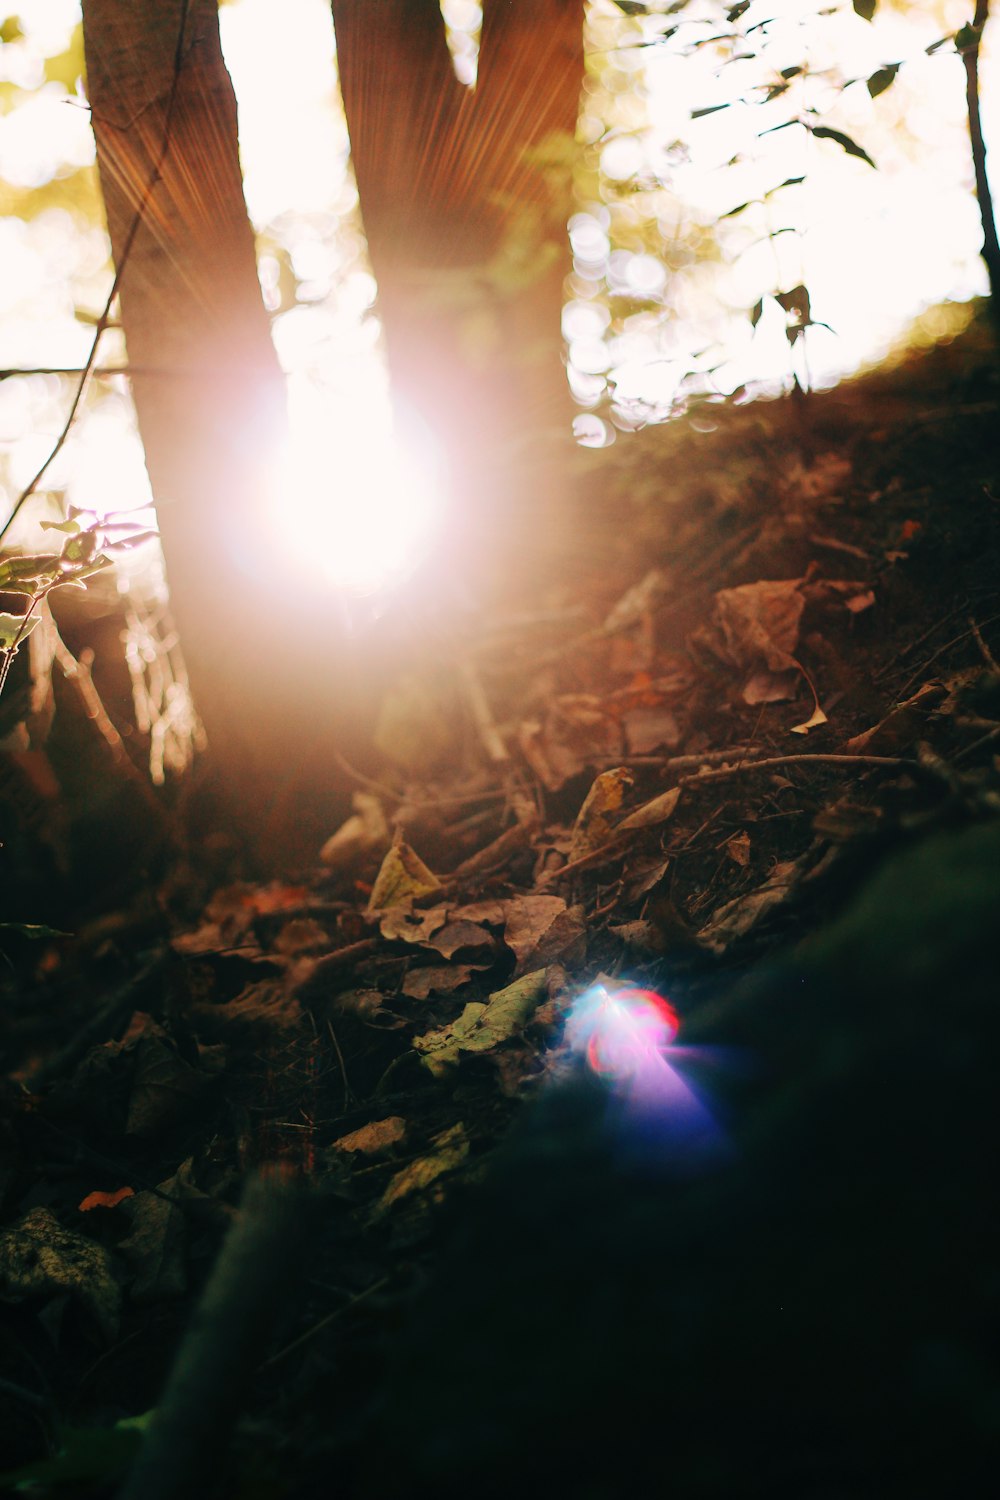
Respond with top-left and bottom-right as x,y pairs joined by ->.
0,509 -> 158,703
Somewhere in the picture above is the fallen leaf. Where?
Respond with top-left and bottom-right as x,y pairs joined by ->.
401,963 -> 481,1000
519,695 -> 625,792
698,858 -> 804,953
272,918 -> 329,955
725,830 -> 752,866
499,894 -> 568,966
78,1187 -> 135,1213
742,668 -> 799,704
379,903 -> 448,944
569,767 -> 633,859
414,969 -> 549,1074
714,578 -> 805,673
367,841 -> 441,911
0,1207 -> 121,1341
376,1123 -> 468,1215
618,784 -> 681,831
332,1117 -> 407,1156
844,682 -> 946,755
319,792 -> 389,869
790,701 -> 829,735
425,919 -> 495,962
117,1190 -> 187,1303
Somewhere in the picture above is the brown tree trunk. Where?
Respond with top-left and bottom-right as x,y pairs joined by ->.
331,0 -> 585,594
82,0 -> 361,864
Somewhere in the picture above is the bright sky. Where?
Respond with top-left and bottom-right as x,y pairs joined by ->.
0,0 -> 997,589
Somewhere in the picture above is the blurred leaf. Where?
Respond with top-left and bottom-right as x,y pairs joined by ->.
954,23 -> 981,52
691,103 -> 730,119
808,124 -> 876,169
0,920 -> 72,938
0,1206 -> 121,1341
867,63 -> 900,98
0,553 -> 61,584
0,611 -> 39,650
367,841 -> 441,911
853,0 -> 876,19
79,1186 -> 135,1213
40,517 -> 82,534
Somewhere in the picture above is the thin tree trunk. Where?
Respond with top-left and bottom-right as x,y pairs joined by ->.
82,0 -> 359,863
331,0 -> 585,592
961,0 -> 1000,345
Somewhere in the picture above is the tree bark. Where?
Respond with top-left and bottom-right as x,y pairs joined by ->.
330,0 -> 585,592
82,0 -> 361,864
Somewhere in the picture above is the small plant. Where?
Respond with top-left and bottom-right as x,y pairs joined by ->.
0,508 -> 157,704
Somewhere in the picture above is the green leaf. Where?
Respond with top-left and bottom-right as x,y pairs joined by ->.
40,517 -> 82,535
853,0 -> 876,19
809,124 -> 876,169
955,23 -> 981,52
0,553 -> 62,584
61,530 -> 99,564
414,969 -> 549,1075
721,199 -> 753,219
867,63 -> 900,98
691,103 -> 730,119
55,555 -> 113,584
0,612 -> 39,651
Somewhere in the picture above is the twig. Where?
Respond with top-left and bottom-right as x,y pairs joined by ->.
257,1274 -> 391,1373
674,752 -> 929,788
969,616 -> 999,672
895,610 -> 1000,700
0,1 -> 193,545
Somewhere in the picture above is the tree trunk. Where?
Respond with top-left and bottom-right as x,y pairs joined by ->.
82,0 -> 361,864
330,0 -> 585,593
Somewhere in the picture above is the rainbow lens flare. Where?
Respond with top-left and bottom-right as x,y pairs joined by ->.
565,983 -> 724,1166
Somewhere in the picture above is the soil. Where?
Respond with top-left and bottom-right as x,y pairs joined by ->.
1,304 -> 998,1497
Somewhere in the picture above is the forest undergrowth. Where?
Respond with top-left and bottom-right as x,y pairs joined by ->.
1,307 -> 999,1497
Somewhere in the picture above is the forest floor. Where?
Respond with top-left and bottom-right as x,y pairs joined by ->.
1,305 -> 999,1497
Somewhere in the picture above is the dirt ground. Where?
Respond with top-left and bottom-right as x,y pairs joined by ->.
1,304 -> 999,1496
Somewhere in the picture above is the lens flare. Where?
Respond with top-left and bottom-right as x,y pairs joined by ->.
565,983 -> 725,1167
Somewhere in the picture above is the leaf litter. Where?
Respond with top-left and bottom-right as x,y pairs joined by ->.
1,318 -> 999,1493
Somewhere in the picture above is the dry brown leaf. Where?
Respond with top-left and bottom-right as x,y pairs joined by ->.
401,964 -> 481,1000
332,1117 -> 407,1157
715,578 -> 805,673
742,669 -> 799,705
425,920 -> 495,962
569,766 -> 633,859
698,857 -> 805,953
844,682 -> 946,756
379,904 -> 449,944
618,784 -> 681,832
319,792 -> 389,869
519,695 -> 625,792
725,830 -> 752,866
